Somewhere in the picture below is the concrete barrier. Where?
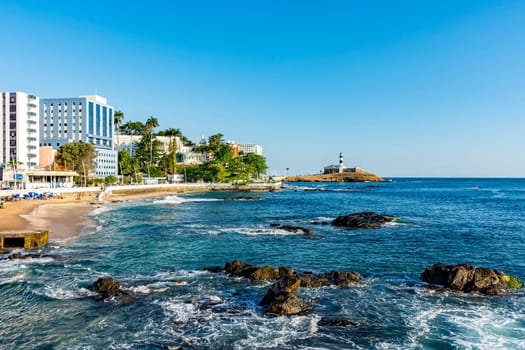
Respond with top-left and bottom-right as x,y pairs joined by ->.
0,230 -> 48,250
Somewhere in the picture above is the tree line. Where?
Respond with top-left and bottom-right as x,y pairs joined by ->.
54,112 -> 267,185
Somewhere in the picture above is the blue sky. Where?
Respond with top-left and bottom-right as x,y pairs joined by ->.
2,1 -> 524,177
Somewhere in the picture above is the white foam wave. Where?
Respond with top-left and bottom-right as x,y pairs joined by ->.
315,216 -> 335,221
88,205 -> 113,216
40,285 -> 86,300
130,280 -> 192,295
0,273 -> 26,285
153,195 -> 220,204
235,227 -> 309,236
406,293 -> 525,349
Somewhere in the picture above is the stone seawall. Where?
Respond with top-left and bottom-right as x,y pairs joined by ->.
103,182 -> 282,199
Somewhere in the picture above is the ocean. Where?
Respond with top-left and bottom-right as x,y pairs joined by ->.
1,178 -> 524,349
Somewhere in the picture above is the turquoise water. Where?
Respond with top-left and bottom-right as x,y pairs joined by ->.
1,178 -> 524,349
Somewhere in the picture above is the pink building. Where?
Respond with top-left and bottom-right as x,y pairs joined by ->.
39,146 -> 56,170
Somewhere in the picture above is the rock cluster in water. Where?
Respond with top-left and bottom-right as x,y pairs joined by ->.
269,224 -> 314,234
219,260 -> 361,315
332,212 -> 395,229
88,276 -> 135,301
421,263 -> 522,296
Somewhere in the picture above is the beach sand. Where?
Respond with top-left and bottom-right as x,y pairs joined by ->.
0,191 -> 171,242
0,198 -> 96,241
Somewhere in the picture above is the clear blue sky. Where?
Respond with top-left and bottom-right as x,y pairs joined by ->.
2,0 -> 524,177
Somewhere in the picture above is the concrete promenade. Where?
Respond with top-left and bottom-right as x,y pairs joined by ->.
1,182 -> 282,201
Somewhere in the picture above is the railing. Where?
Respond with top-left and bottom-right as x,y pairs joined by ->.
0,186 -> 103,198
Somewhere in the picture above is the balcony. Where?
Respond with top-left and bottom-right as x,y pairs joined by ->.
27,112 -> 37,117
28,95 -> 37,100
27,153 -> 37,158
27,128 -> 37,133
27,137 -> 37,142
27,145 -> 37,150
27,103 -> 37,108
27,119 -> 37,125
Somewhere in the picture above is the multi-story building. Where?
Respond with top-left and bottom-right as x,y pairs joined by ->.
118,134 -> 206,165
39,95 -> 117,178
0,91 -> 40,172
237,144 -> 263,156
118,135 -> 184,156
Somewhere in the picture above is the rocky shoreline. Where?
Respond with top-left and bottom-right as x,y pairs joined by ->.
82,260 -> 522,320
284,171 -> 385,183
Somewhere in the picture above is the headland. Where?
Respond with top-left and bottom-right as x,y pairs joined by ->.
284,171 -> 385,182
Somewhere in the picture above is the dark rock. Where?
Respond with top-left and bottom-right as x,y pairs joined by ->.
224,260 -> 258,278
420,263 -> 450,286
318,318 -> 358,327
203,266 -> 223,273
274,224 -> 314,234
269,223 -> 281,227
7,253 -> 49,260
250,266 -> 280,280
298,270 -> 362,288
88,277 -> 133,301
421,263 -> 509,295
305,236 -> 325,240
322,270 -> 362,287
266,294 -> 313,315
332,212 -> 395,229
224,261 -> 362,316
221,197 -> 260,201
260,276 -> 312,316
224,260 -> 296,281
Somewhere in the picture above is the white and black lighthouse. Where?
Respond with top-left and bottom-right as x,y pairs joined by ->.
338,152 -> 344,173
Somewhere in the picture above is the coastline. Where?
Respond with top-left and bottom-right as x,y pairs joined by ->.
0,198 -> 96,241
0,182 -> 282,243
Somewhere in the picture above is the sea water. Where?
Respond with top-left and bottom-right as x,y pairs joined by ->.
1,178 -> 524,349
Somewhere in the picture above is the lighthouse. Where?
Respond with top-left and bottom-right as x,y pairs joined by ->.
338,152 -> 344,173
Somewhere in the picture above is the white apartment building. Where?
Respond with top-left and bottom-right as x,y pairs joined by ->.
237,144 -> 263,156
118,134 -> 206,165
40,95 -> 117,178
118,134 -> 184,156
0,91 -> 40,171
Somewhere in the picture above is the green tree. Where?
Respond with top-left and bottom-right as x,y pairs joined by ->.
158,127 -> 179,174
118,149 -> 135,176
194,133 -> 233,162
135,116 -> 161,178
242,153 -> 268,179
114,110 -> 125,183
55,142 -> 97,187
105,175 -> 118,184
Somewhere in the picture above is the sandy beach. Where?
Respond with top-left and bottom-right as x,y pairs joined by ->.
0,183 -> 281,242
0,198 -> 96,241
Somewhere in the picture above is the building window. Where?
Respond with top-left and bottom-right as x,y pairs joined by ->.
88,102 -> 94,134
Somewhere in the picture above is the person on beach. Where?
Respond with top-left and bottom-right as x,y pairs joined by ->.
0,199 -> 5,208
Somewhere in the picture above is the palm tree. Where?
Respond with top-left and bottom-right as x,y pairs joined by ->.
114,110 -> 124,152
161,127 -> 180,174
143,117 -> 159,178
114,111 -> 125,184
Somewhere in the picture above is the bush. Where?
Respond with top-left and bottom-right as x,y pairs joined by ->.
105,175 -> 118,184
